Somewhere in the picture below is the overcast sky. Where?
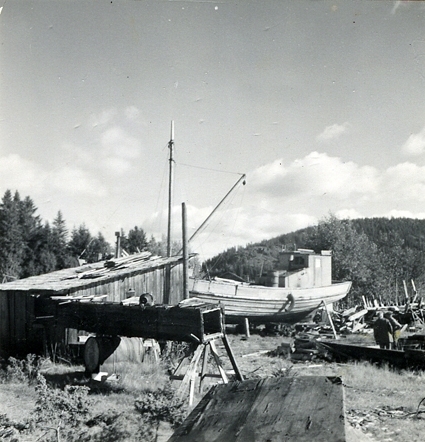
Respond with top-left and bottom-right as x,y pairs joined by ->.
1,0 -> 425,260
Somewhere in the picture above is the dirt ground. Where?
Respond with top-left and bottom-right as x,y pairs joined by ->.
1,332 -> 423,441
0,383 -> 37,422
216,332 -> 422,442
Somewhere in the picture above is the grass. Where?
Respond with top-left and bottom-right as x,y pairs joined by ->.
292,359 -> 425,441
2,335 -> 425,441
0,352 -> 189,442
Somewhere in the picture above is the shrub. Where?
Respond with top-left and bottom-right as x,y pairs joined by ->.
0,413 -> 29,440
134,385 -> 187,431
30,373 -> 92,441
82,409 -> 141,442
3,354 -> 42,384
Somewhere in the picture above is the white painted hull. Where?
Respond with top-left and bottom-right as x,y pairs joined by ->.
189,278 -> 352,324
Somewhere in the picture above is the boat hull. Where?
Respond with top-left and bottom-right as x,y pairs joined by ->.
319,341 -> 425,370
189,278 -> 351,324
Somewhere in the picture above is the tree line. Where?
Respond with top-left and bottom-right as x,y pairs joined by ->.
202,214 -> 425,306
0,190 -> 164,283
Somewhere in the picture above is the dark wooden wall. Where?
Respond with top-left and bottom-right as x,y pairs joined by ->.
0,263 -> 185,359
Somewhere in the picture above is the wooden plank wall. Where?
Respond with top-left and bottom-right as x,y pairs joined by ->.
60,265 -> 184,304
0,291 -> 39,359
0,291 -> 10,359
0,265 -> 185,358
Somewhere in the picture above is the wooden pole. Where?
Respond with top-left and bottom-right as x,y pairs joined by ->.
244,317 -> 250,338
182,202 -> 189,299
321,300 -> 338,340
167,120 -> 175,257
165,121 -> 174,304
221,334 -> 244,381
114,231 -> 121,259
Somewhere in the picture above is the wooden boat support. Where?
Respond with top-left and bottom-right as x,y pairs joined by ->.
34,297 -> 244,385
34,297 -> 225,344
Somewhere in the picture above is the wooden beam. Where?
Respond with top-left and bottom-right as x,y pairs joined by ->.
35,298 -> 225,344
321,300 -> 338,340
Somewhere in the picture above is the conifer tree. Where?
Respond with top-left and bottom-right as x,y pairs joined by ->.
0,190 -> 25,281
127,226 -> 148,254
51,211 -> 71,269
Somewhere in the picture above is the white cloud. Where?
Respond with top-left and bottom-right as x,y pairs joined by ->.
0,154 -> 42,192
401,125 -> 425,156
89,108 -> 117,128
380,162 -> 425,202
101,126 -> 141,159
250,152 -> 378,200
335,208 -> 362,220
0,153 -> 106,198
182,153 -> 425,260
125,106 -> 140,121
49,165 -> 107,198
316,122 -> 350,142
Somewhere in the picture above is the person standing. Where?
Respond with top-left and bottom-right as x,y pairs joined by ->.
373,311 -> 393,349
385,312 -> 402,349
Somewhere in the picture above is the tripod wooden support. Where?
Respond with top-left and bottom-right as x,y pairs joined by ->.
172,334 -> 244,405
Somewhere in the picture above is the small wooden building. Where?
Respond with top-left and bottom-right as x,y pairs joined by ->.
0,253 -> 188,359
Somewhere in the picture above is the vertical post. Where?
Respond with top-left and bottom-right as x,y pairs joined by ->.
167,120 -> 174,258
321,300 -> 338,340
244,317 -> 250,338
164,121 -> 174,305
115,231 -> 121,259
182,202 -> 189,299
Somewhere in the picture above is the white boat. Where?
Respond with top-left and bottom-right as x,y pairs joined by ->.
161,124 -> 351,324
189,249 -> 352,324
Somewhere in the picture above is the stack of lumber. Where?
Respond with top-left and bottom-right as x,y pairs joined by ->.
338,307 -> 368,333
78,252 -> 154,279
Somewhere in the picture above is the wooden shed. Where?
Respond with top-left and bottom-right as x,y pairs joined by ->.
0,253 -> 189,359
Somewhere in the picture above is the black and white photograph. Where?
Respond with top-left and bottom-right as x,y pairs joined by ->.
1,1 -> 425,440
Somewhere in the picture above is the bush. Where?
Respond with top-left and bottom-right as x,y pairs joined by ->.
30,373 -> 92,441
134,385 -> 187,436
82,409 -> 142,442
2,354 -> 42,384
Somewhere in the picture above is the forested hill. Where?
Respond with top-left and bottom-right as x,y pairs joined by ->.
202,216 -> 425,306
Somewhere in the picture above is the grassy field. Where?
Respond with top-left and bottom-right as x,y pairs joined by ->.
1,333 -> 425,441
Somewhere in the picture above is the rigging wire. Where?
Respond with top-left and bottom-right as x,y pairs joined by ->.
177,162 -> 244,177
190,181 -> 246,272
150,142 -> 171,237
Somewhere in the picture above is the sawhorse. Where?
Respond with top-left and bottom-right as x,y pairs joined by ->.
171,334 -> 244,405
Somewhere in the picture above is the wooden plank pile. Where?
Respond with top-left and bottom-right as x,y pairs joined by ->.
274,333 -> 328,362
169,376 -> 346,441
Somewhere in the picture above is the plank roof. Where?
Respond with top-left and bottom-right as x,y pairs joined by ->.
0,253 -> 187,295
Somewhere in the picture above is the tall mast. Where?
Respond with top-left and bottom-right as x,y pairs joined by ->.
167,121 -> 175,257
